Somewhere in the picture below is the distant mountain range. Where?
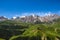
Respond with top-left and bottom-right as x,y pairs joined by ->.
0,14 -> 60,23
12,14 -> 60,23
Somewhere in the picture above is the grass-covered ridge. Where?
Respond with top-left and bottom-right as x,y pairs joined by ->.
0,20 -> 60,40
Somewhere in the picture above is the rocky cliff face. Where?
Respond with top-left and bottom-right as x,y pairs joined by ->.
12,14 -> 60,23
0,16 -> 8,21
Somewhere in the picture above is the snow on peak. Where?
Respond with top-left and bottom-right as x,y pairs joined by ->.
44,13 -> 53,16
13,17 -> 17,19
20,16 -> 26,18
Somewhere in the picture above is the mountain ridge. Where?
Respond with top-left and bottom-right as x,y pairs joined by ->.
0,14 -> 60,23
12,14 -> 60,23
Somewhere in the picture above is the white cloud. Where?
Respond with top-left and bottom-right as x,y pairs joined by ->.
21,12 -> 35,16
14,11 -> 57,17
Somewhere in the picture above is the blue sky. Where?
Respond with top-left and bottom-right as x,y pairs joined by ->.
0,0 -> 60,18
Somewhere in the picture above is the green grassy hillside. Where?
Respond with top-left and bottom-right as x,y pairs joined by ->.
0,20 -> 60,40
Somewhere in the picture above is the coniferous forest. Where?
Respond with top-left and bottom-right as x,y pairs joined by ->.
0,18 -> 60,40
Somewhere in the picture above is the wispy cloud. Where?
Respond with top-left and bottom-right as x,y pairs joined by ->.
13,11 -> 59,17
20,11 -> 55,16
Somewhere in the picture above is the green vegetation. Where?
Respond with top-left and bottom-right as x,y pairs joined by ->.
0,20 -> 60,40
0,38 -> 5,40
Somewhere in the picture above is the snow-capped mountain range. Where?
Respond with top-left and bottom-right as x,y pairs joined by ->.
0,14 -> 60,22
12,14 -> 60,22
